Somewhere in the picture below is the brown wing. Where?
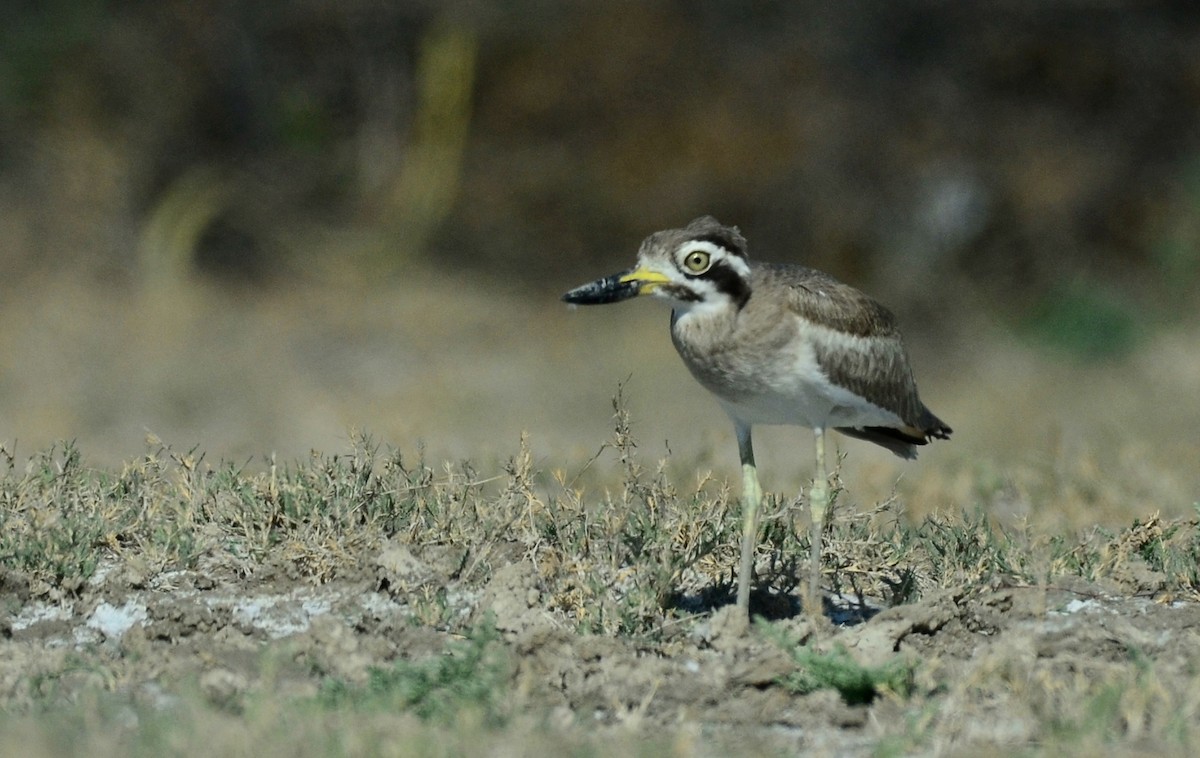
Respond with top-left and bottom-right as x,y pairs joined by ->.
758,263 -> 946,433
761,263 -> 901,339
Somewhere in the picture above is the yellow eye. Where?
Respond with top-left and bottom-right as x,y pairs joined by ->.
682,249 -> 711,273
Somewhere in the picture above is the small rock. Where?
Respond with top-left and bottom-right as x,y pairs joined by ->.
476,560 -> 554,637
200,668 -> 248,711
707,605 -> 750,651
728,647 -> 795,687
375,540 -> 431,591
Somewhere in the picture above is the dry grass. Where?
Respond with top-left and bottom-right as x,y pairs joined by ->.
0,409 -> 1195,606
0,417 -> 1199,755
4,395 -> 1196,631
1,407 -> 1200,755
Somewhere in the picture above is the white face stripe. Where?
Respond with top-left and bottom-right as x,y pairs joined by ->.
674,240 -> 752,279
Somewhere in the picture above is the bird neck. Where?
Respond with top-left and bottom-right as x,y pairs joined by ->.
670,297 -> 740,340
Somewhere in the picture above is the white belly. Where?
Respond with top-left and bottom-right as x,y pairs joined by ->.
711,340 -> 904,430
673,310 -> 905,431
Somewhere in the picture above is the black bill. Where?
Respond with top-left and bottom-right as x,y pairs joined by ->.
561,271 -> 640,305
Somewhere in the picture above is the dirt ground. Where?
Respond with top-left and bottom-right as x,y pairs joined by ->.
2,533 -> 1196,755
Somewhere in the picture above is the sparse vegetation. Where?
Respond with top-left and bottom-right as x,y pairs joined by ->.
1,396 -> 1200,755
763,622 -> 916,705
320,622 -> 511,725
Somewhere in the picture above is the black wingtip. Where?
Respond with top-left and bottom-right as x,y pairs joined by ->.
835,426 -> 921,459
921,408 -> 952,440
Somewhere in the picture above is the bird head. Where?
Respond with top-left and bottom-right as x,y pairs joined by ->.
561,216 -> 752,309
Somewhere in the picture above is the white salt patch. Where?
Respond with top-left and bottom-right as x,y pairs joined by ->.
11,601 -> 73,631
1063,599 -> 1094,614
87,600 -> 148,639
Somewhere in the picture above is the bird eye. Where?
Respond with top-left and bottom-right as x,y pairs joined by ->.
682,249 -> 711,273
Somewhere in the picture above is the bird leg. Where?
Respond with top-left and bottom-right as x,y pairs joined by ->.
735,423 -> 761,615
808,426 -> 829,615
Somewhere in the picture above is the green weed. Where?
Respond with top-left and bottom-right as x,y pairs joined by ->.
319,622 -> 511,726
761,620 -> 915,705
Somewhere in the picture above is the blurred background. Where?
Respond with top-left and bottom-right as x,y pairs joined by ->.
1,2 -> 1197,523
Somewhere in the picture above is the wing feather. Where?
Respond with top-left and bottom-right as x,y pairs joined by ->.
755,263 -> 949,437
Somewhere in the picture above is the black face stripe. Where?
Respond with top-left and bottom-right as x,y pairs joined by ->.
675,235 -> 752,308
698,260 -> 751,309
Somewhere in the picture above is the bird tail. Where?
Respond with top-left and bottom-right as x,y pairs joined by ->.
836,406 -> 952,460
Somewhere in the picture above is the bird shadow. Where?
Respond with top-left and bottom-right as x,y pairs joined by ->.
666,582 -> 884,627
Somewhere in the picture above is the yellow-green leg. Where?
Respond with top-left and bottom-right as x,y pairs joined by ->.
808,426 -> 829,615
735,423 -> 761,615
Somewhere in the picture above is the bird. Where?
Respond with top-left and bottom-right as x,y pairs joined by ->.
561,215 -> 951,619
